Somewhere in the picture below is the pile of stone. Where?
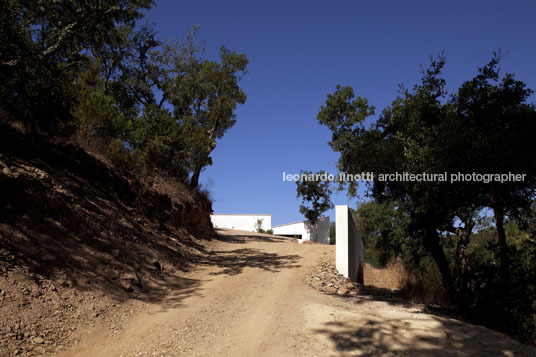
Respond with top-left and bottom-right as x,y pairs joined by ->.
306,262 -> 369,296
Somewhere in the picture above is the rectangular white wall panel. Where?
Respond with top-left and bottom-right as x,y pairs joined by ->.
211,214 -> 271,232
272,217 -> 330,244
336,205 -> 364,283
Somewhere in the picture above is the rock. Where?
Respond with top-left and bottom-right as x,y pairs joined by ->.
311,279 -> 323,287
111,249 -> 120,258
12,271 -> 28,283
325,286 -> 337,294
33,336 -> 44,344
58,277 -> 74,288
337,287 -> 349,295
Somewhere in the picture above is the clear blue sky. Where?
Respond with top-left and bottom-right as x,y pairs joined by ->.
145,0 -> 536,225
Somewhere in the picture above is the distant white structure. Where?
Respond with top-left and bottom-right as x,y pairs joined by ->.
335,205 -> 365,283
210,214 -> 271,232
272,217 -> 330,244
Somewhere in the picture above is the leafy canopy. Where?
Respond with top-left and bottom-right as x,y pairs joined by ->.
296,170 -> 334,225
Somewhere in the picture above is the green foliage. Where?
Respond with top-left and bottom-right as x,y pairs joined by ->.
105,139 -> 138,174
74,65 -> 130,142
329,222 -> 336,245
295,170 -> 334,226
451,55 -> 536,280
129,105 -> 188,181
318,57 -> 463,294
1,0 -> 248,188
318,55 -> 536,343
0,0 -> 153,133
318,53 -> 536,287
103,26 -> 249,187
266,229 -> 273,235
464,220 -> 536,345
166,44 -> 249,188
354,201 -> 411,267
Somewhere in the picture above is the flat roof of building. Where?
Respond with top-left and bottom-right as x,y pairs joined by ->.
272,216 -> 328,228
272,221 -> 306,228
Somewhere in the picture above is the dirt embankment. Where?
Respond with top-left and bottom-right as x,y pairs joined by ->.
0,130 -> 215,356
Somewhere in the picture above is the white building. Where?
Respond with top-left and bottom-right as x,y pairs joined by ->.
210,214 -> 272,232
272,216 -> 330,244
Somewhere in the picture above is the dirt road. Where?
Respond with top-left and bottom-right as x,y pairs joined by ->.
62,230 -> 535,356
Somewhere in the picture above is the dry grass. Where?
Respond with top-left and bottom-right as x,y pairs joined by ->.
364,260 -> 406,291
74,135 -> 197,206
364,259 -> 450,305
150,176 -> 194,204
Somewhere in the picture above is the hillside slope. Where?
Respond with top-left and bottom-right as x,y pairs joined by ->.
0,129 -> 214,356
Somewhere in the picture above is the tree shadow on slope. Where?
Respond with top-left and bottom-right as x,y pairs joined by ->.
0,197 -> 207,309
336,284 -> 465,322
201,248 -> 301,276
0,129 -> 213,310
313,314 -> 535,357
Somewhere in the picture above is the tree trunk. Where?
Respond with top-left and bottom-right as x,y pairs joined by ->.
189,167 -> 201,189
455,214 -> 474,311
489,183 -> 508,282
189,140 -> 217,189
456,231 -> 471,291
423,230 -> 456,299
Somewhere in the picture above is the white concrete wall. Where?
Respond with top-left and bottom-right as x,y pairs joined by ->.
272,217 -> 330,244
272,221 -> 305,237
210,214 -> 271,232
309,217 -> 330,245
336,205 -> 364,283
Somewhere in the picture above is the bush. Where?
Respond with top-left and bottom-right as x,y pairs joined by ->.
254,218 -> 265,233
74,89 -> 130,143
465,223 -> 536,345
130,105 -> 189,182
105,140 -> 138,174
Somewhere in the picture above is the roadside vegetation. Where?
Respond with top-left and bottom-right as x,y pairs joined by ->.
318,55 -> 536,344
1,0 -> 248,190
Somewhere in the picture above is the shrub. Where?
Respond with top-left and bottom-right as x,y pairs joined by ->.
105,140 -> 138,174
73,79 -> 130,145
